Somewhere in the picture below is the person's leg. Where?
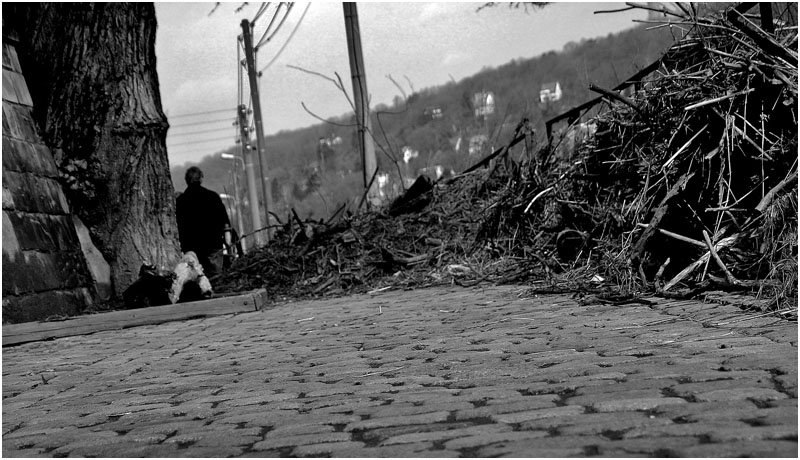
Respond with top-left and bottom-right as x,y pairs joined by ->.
200,250 -> 224,277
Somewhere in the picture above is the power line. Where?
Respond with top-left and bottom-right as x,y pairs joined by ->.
259,2 -> 310,73
167,135 -> 236,148
168,125 -> 235,138
259,2 -> 294,49
252,2 -> 270,22
167,107 -> 237,119
255,2 -> 285,49
170,116 -> 236,128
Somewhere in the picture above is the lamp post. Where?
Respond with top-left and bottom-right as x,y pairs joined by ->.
221,152 -> 247,252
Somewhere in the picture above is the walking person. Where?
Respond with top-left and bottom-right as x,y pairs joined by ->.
176,166 -> 231,277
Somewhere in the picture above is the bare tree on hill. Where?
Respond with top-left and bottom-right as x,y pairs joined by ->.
6,3 -> 180,296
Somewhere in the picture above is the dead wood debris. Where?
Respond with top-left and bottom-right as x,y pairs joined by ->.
215,4 -> 797,317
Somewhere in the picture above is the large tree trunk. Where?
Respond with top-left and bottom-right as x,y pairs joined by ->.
8,3 -> 180,294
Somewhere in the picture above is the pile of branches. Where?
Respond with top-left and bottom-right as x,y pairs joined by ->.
482,3 -> 798,311
216,3 -> 797,314
214,169 -> 543,301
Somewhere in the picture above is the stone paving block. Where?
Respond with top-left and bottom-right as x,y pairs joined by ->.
558,414 -> 673,436
623,420 -> 752,439
492,405 -> 586,424
679,439 -> 798,457
575,379 -> 681,396
651,399 -> 758,421
54,440 -> 184,457
291,441 -> 366,457
124,421 -> 206,438
443,429 -> 548,450
670,378 -> 774,396
384,388 -> 462,402
742,405 -> 798,426
380,423 -> 510,445
355,401 -> 473,418
457,386 -> 527,401
598,436 -> 702,456
591,397 -> 688,412
334,443 -> 458,457
173,446 -> 246,457
214,392 -> 298,408
490,446 -> 587,457
266,423 -> 335,437
190,431 -> 264,447
775,373 -> 798,397
453,395 -> 560,421
0,447 -> 48,458
345,411 -> 450,431
706,424 -> 798,442
566,389 -> 665,406
693,387 -> 789,402
472,434 -> 608,455
305,398 -> 390,415
252,431 -> 352,450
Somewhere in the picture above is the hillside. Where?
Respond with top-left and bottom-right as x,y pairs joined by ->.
170,23 -> 678,228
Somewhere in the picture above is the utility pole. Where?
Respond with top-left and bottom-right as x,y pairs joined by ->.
343,3 -> 378,203
240,19 -> 273,241
221,152 -> 247,253
236,103 -> 265,246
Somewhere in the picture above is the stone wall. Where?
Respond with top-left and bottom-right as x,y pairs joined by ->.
2,29 -> 108,323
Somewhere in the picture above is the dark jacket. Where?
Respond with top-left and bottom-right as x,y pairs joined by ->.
176,184 -> 230,255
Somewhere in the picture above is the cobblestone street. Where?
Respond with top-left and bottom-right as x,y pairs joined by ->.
2,285 -> 797,457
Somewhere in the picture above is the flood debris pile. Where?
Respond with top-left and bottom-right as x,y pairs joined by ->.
216,3 -> 797,314
491,3 -> 797,311
215,171 -> 540,302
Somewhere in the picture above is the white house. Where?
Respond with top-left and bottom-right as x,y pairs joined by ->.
473,91 -> 496,119
468,134 -> 489,156
539,82 -> 562,103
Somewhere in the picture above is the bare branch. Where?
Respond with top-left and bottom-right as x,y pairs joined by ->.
386,74 -> 407,103
403,75 -> 415,94
477,2 -> 549,13
299,102 -> 356,127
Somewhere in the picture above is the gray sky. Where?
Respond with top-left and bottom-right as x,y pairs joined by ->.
156,2 -> 648,166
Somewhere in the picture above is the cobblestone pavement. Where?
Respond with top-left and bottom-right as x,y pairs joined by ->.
3,285 -> 797,457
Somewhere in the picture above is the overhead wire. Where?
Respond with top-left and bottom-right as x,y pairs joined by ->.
259,2 -> 310,73
258,2 -> 294,49
167,135 -> 237,147
169,125 -> 235,138
169,107 -> 237,119
255,2 -> 285,49
252,2 -> 270,23
170,116 -> 237,128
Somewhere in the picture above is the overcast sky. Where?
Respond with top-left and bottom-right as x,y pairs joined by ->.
155,2 -> 648,166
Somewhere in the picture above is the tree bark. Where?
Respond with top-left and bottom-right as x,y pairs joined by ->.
8,3 -> 180,294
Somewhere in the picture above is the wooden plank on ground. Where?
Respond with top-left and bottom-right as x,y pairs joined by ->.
2,289 -> 267,347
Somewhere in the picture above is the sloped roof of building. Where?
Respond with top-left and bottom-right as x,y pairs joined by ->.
540,82 -> 560,92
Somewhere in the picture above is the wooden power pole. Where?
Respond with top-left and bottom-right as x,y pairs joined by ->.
343,3 -> 378,202
236,103 -> 265,246
240,19 -> 273,242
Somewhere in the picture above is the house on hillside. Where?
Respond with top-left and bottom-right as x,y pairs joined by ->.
540,82 -> 562,103
423,106 -> 443,120
473,91 -> 495,119
469,134 -> 489,156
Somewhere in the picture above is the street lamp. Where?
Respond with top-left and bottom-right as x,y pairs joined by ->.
220,152 -> 247,252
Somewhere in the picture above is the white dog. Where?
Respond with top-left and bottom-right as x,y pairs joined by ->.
170,251 -> 213,304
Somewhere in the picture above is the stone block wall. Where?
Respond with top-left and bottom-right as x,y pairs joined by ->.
2,31 -> 102,323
